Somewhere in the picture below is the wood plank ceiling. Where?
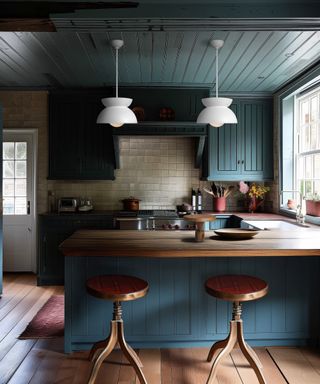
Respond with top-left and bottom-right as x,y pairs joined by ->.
0,30 -> 319,92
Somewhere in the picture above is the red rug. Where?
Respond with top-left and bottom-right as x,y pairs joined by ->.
19,295 -> 64,339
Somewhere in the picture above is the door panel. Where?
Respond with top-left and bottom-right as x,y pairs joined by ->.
0,107 -> 2,293
3,132 -> 34,272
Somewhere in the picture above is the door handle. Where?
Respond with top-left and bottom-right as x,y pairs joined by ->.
27,201 -> 30,215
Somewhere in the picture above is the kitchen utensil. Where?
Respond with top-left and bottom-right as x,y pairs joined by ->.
211,182 -> 218,197
213,228 -> 259,240
121,197 -> 140,211
224,185 -> 235,197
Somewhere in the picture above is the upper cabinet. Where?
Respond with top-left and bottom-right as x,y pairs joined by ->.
206,99 -> 273,181
48,91 -> 116,180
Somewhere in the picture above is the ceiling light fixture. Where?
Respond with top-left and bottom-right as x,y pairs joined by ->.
97,39 -> 137,127
197,39 -> 237,128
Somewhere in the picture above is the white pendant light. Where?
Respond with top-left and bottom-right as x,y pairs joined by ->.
197,39 -> 237,128
97,39 -> 137,127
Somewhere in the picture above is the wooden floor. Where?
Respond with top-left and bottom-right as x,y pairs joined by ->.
1,274 -> 320,384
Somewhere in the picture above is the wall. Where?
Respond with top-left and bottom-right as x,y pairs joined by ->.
0,90 -> 278,213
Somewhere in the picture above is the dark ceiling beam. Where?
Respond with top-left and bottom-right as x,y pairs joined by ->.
0,1 -> 139,31
0,2 -> 139,17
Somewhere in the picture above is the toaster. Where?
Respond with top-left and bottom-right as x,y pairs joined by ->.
58,197 -> 79,213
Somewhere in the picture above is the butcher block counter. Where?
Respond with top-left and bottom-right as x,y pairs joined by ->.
60,227 -> 320,353
60,228 -> 320,258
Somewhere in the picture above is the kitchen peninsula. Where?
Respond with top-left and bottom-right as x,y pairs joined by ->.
60,223 -> 320,353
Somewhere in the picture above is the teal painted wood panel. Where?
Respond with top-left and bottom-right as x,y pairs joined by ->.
38,215 -> 114,286
64,255 -> 320,352
1,31 -> 320,92
0,106 -> 2,294
48,92 -> 115,180
207,98 -> 273,181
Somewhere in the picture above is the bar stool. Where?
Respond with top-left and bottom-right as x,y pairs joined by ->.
205,274 -> 268,384
86,274 -> 149,384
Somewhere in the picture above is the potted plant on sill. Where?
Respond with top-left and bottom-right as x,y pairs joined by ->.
305,194 -> 320,216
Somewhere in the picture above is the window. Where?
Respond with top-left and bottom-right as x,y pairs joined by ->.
295,88 -> 320,197
3,141 -> 28,215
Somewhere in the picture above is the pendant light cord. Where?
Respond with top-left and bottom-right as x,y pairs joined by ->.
115,46 -> 119,98
215,46 -> 218,98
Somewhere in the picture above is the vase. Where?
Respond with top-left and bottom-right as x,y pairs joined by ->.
248,196 -> 263,213
213,197 -> 226,212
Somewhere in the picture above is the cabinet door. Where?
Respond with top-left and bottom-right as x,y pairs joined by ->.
48,99 -> 83,179
207,103 -> 241,181
38,217 -> 75,285
241,100 -> 273,180
49,92 -> 115,180
81,100 -> 115,180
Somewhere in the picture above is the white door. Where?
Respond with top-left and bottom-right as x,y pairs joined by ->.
3,130 -> 37,272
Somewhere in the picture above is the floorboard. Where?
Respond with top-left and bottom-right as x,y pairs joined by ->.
1,274 -> 320,384
268,347 -> 320,384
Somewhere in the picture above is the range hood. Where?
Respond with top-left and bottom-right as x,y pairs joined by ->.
112,121 -> 208,169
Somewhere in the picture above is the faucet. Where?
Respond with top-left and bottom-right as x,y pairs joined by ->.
279,190 -> 305,225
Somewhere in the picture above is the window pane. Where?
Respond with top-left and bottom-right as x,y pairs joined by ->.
314,180 -> 320,195
15,161 -> 26,178
314,154 -> 320,179
311,123 -> 317,149
301,101 -> 309,125
305,180 -> 312,195
3,197 -> 14,215
3,161 -> 14,178
310,96 -> 318,122
3,142 -> 14,159
15,197 -> 27,215
15,142 -> 27,160
3,179 -> 14,196
305,156 -> 312,179
15,179 -> 26,196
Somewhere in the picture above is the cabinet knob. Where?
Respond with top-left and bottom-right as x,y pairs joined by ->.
237,160 -> 240,164
242,160 -> 244,164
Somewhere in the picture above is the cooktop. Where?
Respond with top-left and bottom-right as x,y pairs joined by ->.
116,209 -> 178,218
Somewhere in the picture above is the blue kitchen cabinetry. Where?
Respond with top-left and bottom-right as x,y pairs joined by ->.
38,214 -> 114,285
48,91 -> 115,180
65,255 -> 319,352
207,99 -> 273,181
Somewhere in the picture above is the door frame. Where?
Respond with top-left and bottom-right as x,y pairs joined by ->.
3,129 -> 38,273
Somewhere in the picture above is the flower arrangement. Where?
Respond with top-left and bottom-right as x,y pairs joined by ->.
239,181 -> 270,213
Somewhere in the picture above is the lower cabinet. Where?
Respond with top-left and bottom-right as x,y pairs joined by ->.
38,215 -> 114,285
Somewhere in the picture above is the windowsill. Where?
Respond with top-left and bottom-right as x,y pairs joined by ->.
280,207 -> 320,226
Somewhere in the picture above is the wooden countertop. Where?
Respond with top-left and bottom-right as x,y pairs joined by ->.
59,227 -> 320,257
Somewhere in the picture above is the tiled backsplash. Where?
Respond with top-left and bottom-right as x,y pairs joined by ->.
48,137 -> 202,210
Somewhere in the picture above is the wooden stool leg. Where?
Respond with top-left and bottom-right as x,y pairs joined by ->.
118,321 -> 147,384
87,321 -> 118,384
88,336 -> 111,362
207,336 -> 229,362
206,321 -> 237,384
237,321 -> 266,384
245,342 -> 263,369
128,345 -> 144,367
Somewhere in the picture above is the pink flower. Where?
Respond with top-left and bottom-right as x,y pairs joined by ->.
239,181 -> 249,194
